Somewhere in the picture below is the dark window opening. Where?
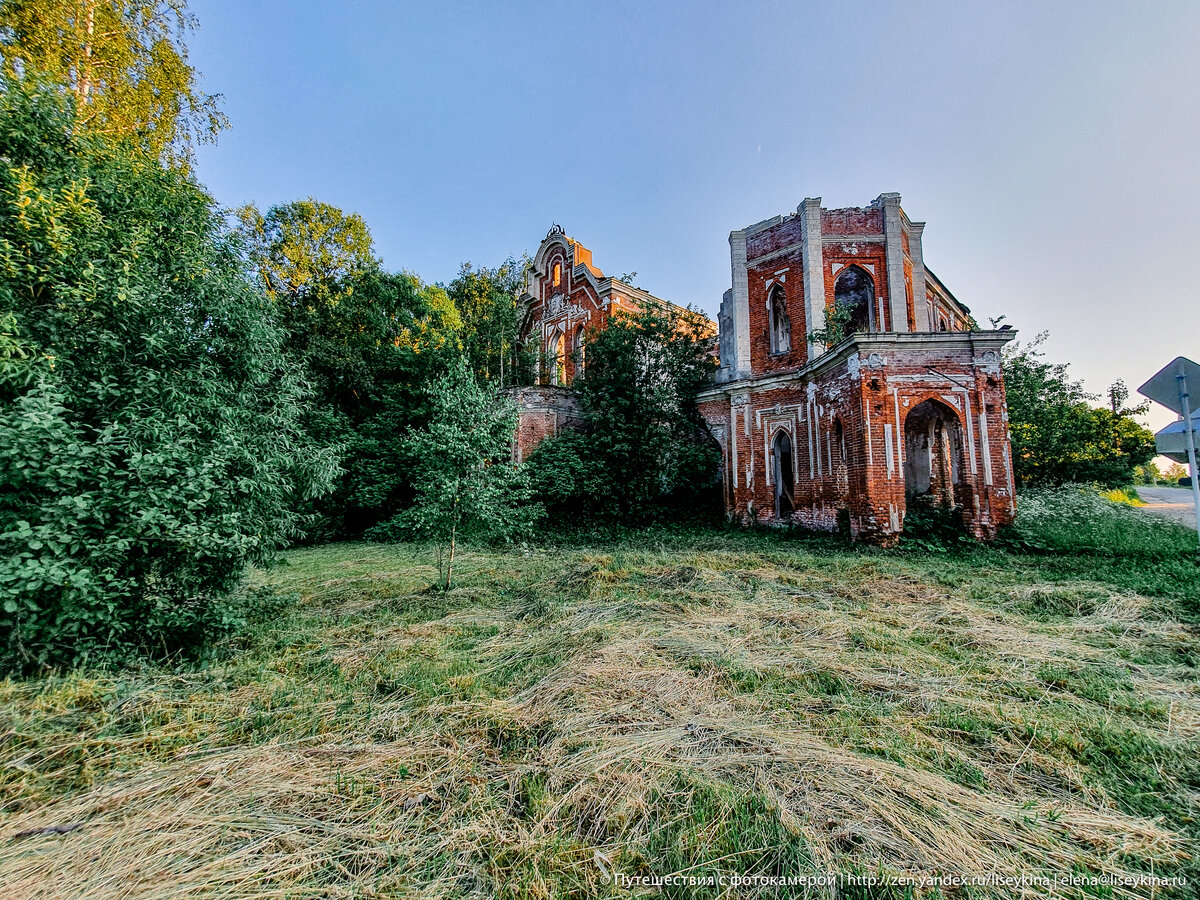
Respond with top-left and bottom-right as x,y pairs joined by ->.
834,266 -> 875,334
772,429 -> 795,518
768,285 -> 791,354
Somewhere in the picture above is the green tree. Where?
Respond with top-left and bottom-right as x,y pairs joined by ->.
237,200 -> 379,311
1003,333 -> 1156,487
0,0 -> 226,166
447,259 -> 535,387
528,305 -> 721,524
323,272 -> 463,536
0,80 -> 334,671
374,359 -> 539,590
238,201 -> 465,537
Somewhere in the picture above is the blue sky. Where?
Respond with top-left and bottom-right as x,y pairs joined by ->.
189,0 -> 1199,431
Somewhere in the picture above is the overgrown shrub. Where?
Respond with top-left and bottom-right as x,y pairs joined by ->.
527,305 -> 722,526
0,81 -> 336,672
898,501 -> 974,553
1001,486 -> 1196,559
238,201 -> 465,539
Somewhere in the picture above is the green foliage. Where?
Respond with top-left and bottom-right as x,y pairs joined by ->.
1000,485 -> 1196,560
236,199 -> 380,314
898,502 -> 974,553
238,201 -> 464,538
527,305 -> 722,525
809,298 -> 855,347
1002,333 -> 1156,486
446,259 -> 534,387
0,80 -> 335,672
1099,486 -> 1142,506
0,0 -> 227,167
369,359 -> 540,589
1138,460 -> 1189,486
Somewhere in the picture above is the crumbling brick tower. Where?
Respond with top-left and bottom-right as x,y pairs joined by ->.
696,193 -> 1017,544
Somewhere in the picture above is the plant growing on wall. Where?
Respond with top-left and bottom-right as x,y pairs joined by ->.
809,300 -> 856,347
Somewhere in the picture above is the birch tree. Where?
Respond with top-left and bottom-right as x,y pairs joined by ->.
0,0 -> 226,165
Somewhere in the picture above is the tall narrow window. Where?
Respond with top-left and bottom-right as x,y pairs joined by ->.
772,430 -> 794,517
552,261 -> 562,287
833,266 -> 875,334
573,325 -> 585,380
554,332 -> 566,386
768,285 -> 790,354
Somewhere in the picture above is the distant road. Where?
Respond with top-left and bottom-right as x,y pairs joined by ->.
1137,486 -> 1198,531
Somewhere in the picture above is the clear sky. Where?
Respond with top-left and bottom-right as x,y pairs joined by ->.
189,0 -> 1199,433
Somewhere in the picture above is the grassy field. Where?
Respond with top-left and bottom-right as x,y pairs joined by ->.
2,523 -> 1198,898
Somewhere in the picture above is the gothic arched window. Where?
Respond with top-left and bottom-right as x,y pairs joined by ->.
768,285 -> 790,354
833,266 -> 875,335
573,325 -> 585,379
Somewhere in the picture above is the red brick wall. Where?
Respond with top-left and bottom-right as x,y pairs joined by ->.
521,244 -> 609,387
745,250 -> 807,373
822,206 -> 883,235
508,387 -> 581,463
746,217 -> 803,259
698,337 -> 1016,544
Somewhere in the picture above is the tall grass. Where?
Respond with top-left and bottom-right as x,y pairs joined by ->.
1005,485 -> 1197,559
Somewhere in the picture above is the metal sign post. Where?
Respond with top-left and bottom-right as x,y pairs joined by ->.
1138,356 -> 1200,548
1177,368 -> 1200,545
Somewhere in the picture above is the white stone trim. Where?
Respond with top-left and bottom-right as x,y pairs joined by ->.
799,198 -> 825,361
880,193 -> 909,332
979,409 -> 993,486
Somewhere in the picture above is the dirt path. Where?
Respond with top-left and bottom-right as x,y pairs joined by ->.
1137,485 -> 1199,531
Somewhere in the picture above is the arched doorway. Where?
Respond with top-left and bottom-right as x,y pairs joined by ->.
903,399 -> 964,507
834,266 -> 875,334
772,429 -> 795,518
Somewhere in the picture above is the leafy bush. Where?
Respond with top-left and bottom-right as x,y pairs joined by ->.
1001,486 -> 1196,559
1100,486 -> 1144,506
527,305 -> 722,525
366,359 -> 541,589
1002,334 -> 1156,486
0,81 -> 336,672
898,502 -> 974,553
238,202 -> 466,539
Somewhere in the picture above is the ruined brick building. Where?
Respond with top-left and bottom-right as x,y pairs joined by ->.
511,224 -> 712,462
515,194 -> 1017,542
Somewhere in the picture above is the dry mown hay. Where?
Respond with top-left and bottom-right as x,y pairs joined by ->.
1,545 -> 1196,898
